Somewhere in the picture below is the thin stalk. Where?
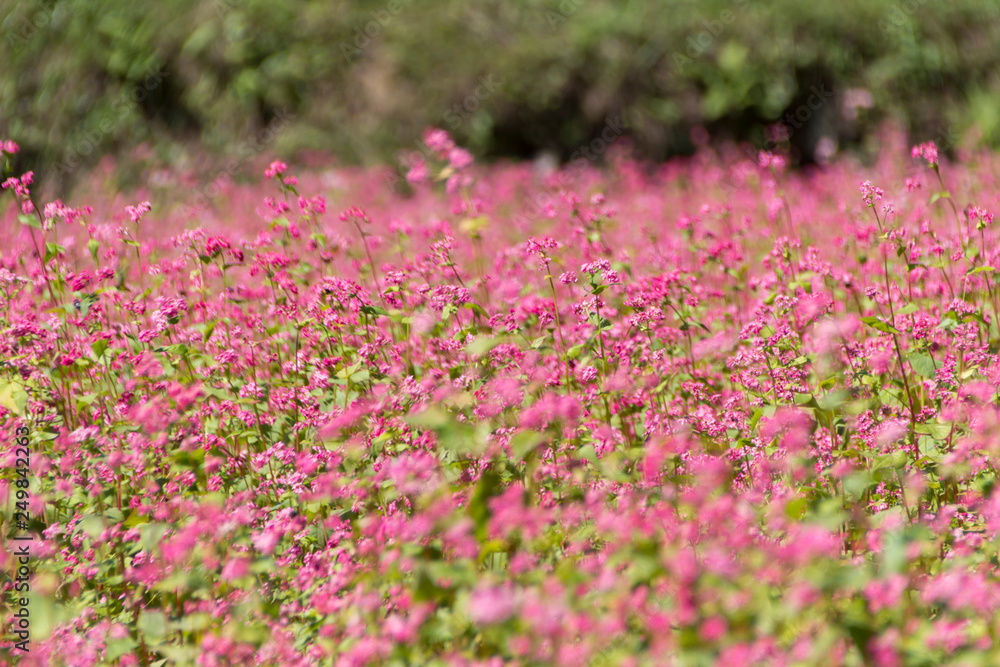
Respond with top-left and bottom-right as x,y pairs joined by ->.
872,208 -> 917,446
544,263 -> 572,390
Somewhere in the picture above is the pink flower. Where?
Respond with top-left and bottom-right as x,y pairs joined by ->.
252,529 -> 281,555
2,172 -> 32,198
468,584 -> 518,625
866,575 -> 908,613
911,141 -> 938,167
859,180 -> 883,207
264,160 -> 288,180
220,557 -> 250,581
384,614 -> 418,643
340,206 -> 370,224
581,259 -> 611,275
968,205 -> 993,227
447,147 -> 474,170
700,616 -> 728,642
405,160 -> 429,185
204,235 -> 232,257
423,128 -> 454,154
125,201 -> 152,223
524,236 -> 559,256
44,200 -> 68,221
68,271 -> 93,292
559,271 -> 578,284
758,150 -> 786,172
446,173 -> 472,194
298,195 -> 326,215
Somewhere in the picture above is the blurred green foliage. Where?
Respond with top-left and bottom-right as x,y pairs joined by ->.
3,0 -> 1000,188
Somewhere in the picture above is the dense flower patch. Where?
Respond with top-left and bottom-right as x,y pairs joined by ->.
2,129 -> 1000,665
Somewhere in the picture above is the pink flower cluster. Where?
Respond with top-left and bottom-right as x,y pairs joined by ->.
405,128 -> 475,193
2,131 -> 1000,664
911,141 -> 939,166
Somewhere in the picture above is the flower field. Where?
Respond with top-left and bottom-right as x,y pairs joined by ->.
3,129 -> 1000,665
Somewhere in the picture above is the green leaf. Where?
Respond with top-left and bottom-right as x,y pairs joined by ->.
509,431 -> 544,462
0,381 -> 28,416
463,302 -> 489,318
860,316 -> 901,335
87,238 -> 100,263
785,498 -> 808,520
465,336 -> 502,356
76,293 -> 98,318
137,611 -> 168,639
793,392 -> 820,409
178,613 -> 213,634
915,421 -> 952,440
250,558 -> 276,574
17,214 -> 40,229
459,215 -> 489,234
139,523 -> 169,552
467,469 -> 502,542
907,352 -> 938,379
123,511 -> 149,528
75,393 -> 99,407
576,444 -> 598,463
156,645 -> 201,663
78,515 -> 106,540
44,242 -> 65,264
929,191 -> 950,204
30,595 -> 56,640
105,638 -> 139,661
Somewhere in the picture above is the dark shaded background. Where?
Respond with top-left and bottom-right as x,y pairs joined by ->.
3,0 -> 1000,194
